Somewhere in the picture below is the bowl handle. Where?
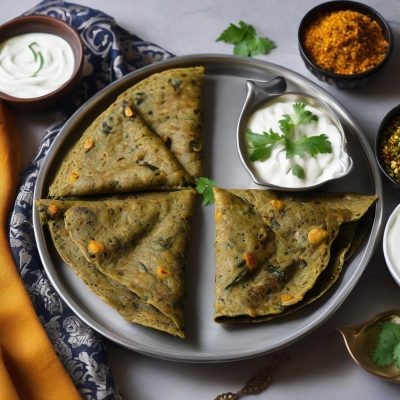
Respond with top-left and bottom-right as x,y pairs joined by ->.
244,76 -> 287,109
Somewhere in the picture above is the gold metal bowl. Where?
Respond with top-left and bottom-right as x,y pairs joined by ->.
338,310 -> 400,383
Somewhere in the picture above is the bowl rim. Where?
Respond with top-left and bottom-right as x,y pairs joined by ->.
298,0 -> 394,81
0,14 -> 84,104
374,104 -> 400,187
383,203 -> 400,287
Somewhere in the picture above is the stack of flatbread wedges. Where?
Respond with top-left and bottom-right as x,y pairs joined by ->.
37,66 -> 205,338
213,188 -> 377,323
49,66 -> 204,197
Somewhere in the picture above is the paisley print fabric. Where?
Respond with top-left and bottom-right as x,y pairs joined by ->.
8,1 -> 173,398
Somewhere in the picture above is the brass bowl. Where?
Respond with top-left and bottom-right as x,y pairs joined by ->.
338,310 -> 400,383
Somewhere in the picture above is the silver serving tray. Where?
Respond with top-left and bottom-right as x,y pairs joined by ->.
33,54 -> 383,363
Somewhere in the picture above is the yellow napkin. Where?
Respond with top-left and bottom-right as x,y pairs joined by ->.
0,102 -> 80,400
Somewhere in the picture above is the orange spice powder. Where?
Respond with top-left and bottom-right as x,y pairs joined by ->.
303,10 -> 388,74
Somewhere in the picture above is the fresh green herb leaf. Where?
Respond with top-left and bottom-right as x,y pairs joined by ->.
246,128 -> 282,148
196,177 -> 216,206
253,36 -> 276,56
393,342 -> 400,368
249,147 -> 273,162
372,322 -> 400,368
28,42 -> 45,77
291,163 -> 305,179
278,115 -> 295,137
278,101 -> 318,136
234,41 -> 250,57
283,137 -> 295,159
292,101 -> 318,125
247,101 -> 332,179
285,134 -> 332,159
246,128 -> 283,161
217,21 -> 250,45
216,20 -> 276,57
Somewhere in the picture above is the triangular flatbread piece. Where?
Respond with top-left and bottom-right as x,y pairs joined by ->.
37,189 -> 196,338
213,188 -> 377,323
48,98 -> 192,198
118,66 -> 204,177
37,199 -> 180,337
261,221 -> 359,322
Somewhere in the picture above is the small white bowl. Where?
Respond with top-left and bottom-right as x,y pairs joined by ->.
383,203 -> 400,285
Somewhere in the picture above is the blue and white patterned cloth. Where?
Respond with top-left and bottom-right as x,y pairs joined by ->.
8,1 -> 172,398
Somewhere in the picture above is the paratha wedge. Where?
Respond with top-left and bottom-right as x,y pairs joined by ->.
37,199 -> 180,337
249,221 -> 359,323
118,66 -> 204,177
48,98 -> 192,198
37,189 -> 196,338
213,188 -> 377,323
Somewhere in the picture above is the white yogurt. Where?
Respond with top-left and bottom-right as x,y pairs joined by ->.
0,32 -> 74,98
245,98 -> 352,188
384,204 -> 400,286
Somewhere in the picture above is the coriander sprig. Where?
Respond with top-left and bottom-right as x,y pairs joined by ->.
216,21 -> 276,57
246,129 -> 282,162
195,177 -> 216,206
246,101 -> 332,179
372,322 -> 400,368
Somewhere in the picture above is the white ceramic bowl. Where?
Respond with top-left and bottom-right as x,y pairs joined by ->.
383,203 -> 400,285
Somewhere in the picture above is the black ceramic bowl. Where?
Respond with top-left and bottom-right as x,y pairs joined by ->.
375,105 -> 400,189
298,1 -> 393,89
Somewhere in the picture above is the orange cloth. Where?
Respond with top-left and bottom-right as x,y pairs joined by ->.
0,102 -> 80,400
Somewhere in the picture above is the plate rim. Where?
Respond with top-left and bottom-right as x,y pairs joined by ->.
33,54 -> 383,363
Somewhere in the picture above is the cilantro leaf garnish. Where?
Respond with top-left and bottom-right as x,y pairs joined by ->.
278,117 -> 295,138
292,101 -> 319,125
285,134 -> 332,159
216,21 -> 276,57
291,163 -> 305,179
372,322 -> 400,368
246,128 -> 283,162
279,101 -> 319,136
196,177 -> 216,206
393,342 -> 400,368
246,101 -> 332,179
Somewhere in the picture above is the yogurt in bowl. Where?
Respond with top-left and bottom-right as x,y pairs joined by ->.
237,89 -> 353,190
383,203 -> 400,286
0,15 -> 83,110
0,32 -> 75,99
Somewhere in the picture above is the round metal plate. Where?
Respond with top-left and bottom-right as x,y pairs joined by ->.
33,54 -> 383,362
